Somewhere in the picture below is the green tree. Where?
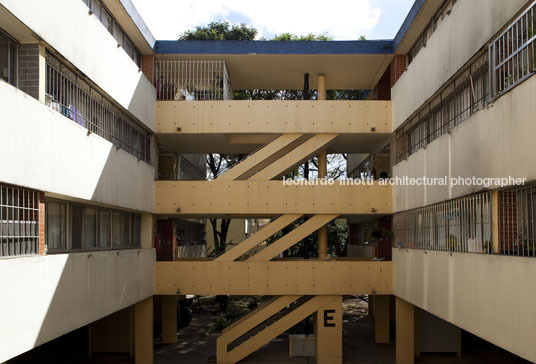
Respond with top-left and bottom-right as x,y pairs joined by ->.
179,21 -> 257,41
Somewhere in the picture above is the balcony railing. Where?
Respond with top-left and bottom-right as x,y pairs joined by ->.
154,60 -> 232,101
45,53 -> 152,164
489,0 -> 536,97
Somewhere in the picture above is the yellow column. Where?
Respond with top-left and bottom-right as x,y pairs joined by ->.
317,75 -> 329,259
374,295 -> 390,343
396,297 -> 414,364
492,190 -> 499,254
317,75 -> 327,101
315,296 -> 342,364
135,297 -> 154,364
161,295 -> 177,344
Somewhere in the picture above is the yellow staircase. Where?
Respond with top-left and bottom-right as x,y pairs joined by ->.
216,295 -> 340,364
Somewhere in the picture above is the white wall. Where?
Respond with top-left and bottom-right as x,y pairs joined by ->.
0,81 -> 154,212
393,74 -> 536,212
0,249 -> 155,362
0,0 -> 155,131
393,248 -> 536,363
392,0 -> 526,130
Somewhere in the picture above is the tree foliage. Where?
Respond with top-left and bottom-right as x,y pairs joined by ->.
179,21 -> 257,41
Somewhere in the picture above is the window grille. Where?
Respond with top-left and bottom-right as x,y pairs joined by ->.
489,0 -> 536,97
0,184 -> 40,258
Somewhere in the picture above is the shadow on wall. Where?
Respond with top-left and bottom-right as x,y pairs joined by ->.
32,250 -> 154,355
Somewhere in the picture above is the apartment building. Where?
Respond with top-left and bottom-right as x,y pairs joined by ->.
0,0 -> 534,364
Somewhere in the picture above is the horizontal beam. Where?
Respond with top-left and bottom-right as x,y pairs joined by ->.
155,260 -> 393,295
156,100 -> 391,134
155,181 -> 392,216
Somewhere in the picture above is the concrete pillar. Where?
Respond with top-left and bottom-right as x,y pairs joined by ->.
38,42 -> 46,104
396,297 -> 414,364
317,75 -> 327,100
374,295 -> 390,343
492,190 -> 499,254
135,297 -> 154,364
368,295 -> 374,316
318,151 -> 328,259
141,214 -> 154,249
161,295 -> 177,344
315,296 -> 342,364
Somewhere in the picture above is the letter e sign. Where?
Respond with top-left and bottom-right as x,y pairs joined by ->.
323,309 -> 336,327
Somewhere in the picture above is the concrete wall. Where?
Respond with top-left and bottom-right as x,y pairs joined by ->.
393,248 -> 536,362
0,80 -> 154,212
393,74 -> 536,212
392,0 -> 526,130
0,0 -> 155,130
0,249 -> 155,362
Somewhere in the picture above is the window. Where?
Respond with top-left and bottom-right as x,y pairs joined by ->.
0,184 -> 40,258
98,209 -> 111,248
46,199 -> 142,252
46,201 -> 67,251
71,206 -> 83,250
112,211 -> 122,248
394,192 -> 492,253
82,207 -> 97,249
0,30 -> 17,86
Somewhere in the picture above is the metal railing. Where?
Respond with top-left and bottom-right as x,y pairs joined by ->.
0,184 -> 40,258
393,192 -> 492,254
45,53 -> 151,164
154,60 -> 232,101
396,54 -> 488,163
499,183 -> 536,257
489,0 -> 536,97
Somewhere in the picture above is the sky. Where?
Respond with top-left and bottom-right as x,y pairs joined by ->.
130,0 -> 416,41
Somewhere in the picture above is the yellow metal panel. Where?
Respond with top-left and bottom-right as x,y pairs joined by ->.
218,134 -> 305,181
155,181 -> 392,216
247,215 -> 337,261
155,260 -> 393,296
216,214 -> 302,262
250,134 -> 339,180
315,296 -> 342,364
156,100 -> 392,134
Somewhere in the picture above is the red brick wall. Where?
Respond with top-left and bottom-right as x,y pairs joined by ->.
39,192 -> 45,255
375,65 -> 391,100
377,216 -> 392,261
141,55 -> 154,84
390,54 -> 407,87
156,219 -> 175,261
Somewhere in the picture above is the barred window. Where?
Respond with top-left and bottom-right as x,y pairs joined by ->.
45,199 -> 142,252
393,192 -> 492,254
0,184 -> 40,258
